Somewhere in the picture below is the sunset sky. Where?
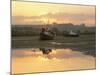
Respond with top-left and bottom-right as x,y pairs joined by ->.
12,1 -> 96,26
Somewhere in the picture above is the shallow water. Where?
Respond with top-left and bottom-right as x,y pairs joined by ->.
12,48 -> 96,74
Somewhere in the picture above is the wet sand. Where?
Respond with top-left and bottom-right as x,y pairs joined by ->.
12,48 -> 96,74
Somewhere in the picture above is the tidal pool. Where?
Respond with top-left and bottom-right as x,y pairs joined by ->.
12,48 -> 96,74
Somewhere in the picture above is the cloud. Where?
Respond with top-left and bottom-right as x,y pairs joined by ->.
12,16 -> 44,25
12,12 -> 95,26
40,12 -> 95,25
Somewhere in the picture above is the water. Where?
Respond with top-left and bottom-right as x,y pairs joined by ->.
12,48 -> 95,74
12,34 -> 96,74
12,34 -> 96,56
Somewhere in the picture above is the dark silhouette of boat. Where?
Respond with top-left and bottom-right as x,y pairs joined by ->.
39,48 -> 52,54
39,28 -> 56,40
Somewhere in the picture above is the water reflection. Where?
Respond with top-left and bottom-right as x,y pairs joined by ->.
12,48 -> 95,74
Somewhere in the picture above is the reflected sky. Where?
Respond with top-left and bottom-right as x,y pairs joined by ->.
12,48 -> 95,74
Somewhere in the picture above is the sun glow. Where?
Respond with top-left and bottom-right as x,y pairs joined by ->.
38,56 -> 50,61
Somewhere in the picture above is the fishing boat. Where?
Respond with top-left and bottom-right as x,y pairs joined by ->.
39,19 -> 56,40
40,28 -> 56,40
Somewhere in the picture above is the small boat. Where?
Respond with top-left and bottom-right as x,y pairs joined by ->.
63,30 -> 79,37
